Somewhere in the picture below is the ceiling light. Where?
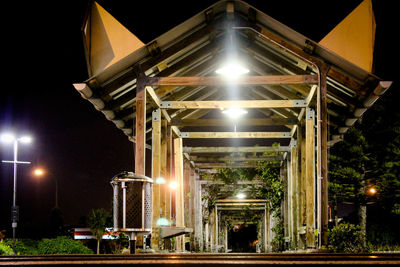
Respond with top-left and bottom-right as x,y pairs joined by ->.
236,193 -> 246,199
216,61 -> 249,79
222,108 -> 248,119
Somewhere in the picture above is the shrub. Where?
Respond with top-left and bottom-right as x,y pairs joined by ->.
38,236 -> 93,254
328,223 -> 369,253
0,241 -> 13,255
3,239 -> 38,255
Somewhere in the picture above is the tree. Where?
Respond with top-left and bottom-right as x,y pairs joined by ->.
87,209 -> 108,254
329,127 -> 376,246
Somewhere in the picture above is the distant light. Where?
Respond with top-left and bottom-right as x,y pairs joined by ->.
19,136 -> 32,144
1,133 -> 15,143
236,193 -> 246,199
33,169 -> 44,176
222,108 -> 248,119
368,187 -> 377,195
155,177 -> 166,184
169,181 -> 178,189
216,61 -> 249,79
156,217 -> 170,226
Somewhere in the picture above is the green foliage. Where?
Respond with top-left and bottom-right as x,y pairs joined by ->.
87,208 -> 109,254
0,241 -> 13,255
271,215 -> 284,252
37,236 -> 92,254
328,223 -> 369,253
3,239 -> 38,255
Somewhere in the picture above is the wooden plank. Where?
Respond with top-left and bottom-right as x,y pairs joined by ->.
147,75 -> 318,87
180,132 -> 291,139
151,109 -> 161,249
183,146 -> 290,153
160,99 -> 306,109
146,86 -> 161,108
171,118 -> 298,126
305,108 -> 315,248
160,119 -> 168,220
135,88 -> 146,175
319,66 -> 329,247
195,162 -> 261,168
291,141 -> 299,248
190,155 -> 283,162
174,137 -> 185,251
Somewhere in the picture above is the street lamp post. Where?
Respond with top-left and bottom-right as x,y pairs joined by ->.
1,133 -> 32,254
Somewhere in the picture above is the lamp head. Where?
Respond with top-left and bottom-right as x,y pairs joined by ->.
1,133 -> 15,143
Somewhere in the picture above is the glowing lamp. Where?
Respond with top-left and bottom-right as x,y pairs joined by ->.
155,177 -> 166,184
169,181 -> 178,189
33,169 -> 44,176
222,108 -> 248,119
368,187 -> 377,195
1,133 -> 15,143
156,217 -> 170,226
216,61 -> 249,79
236,193 -> 246,199
19,136 -> 32,144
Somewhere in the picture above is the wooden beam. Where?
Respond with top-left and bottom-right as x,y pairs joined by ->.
151,109 -> 161,249
147,75 -> 318,87
135,71 -> 146,175
180,132 -> 291,139
160,99 -> 306,109
174,137 -> 185,251
171,118 -> 298,126
305,108 -> 315,248
183,146 -> 290,153
191,155 -> 283,162
146,86 -> 161,108
195,162 -> 261,168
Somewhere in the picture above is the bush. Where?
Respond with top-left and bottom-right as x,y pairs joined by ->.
38,236 -> 93,254
3,239 -> 38,255
0,241 -> 13,255
328,223 -> 369,253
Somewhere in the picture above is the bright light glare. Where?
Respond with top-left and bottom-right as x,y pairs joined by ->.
236,193 -> 246,199
216,61 -> 249,78
1,133 -> 15,143
34,169 -> 45,176
156,217 -> 170,226
19,136 -> 32,144
368,187 -> 377,195
222,108 -> 248,119
169,181 -> 178,189
155,177 -> 166,184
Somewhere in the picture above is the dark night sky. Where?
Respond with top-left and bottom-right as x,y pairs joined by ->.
0,1 -> 397,234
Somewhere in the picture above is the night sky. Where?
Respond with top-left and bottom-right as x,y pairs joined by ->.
0,0 -> 397,235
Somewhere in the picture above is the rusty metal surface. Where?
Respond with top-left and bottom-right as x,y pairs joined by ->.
1,253 -> 400,266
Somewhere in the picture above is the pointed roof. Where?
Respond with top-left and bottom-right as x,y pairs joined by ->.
319,0 -> 376,72
74,0 -> 392,148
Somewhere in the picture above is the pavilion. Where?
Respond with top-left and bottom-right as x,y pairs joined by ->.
74,0 -> 392,252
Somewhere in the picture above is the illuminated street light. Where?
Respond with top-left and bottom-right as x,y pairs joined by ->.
1,132 -> 32,254
367,187 -> 377,196
33,168 -> 45,176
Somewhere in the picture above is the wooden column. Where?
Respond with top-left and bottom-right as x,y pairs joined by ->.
166,125 -> 173,222
318,65 -> 330,246
305,108 -> 316,248
160,120 -> 168,218
151,109 -> 161,249
291,140 -> 299,248
299,124 -> 307,249
174,137 -> 185,251
135,74 -> 146,175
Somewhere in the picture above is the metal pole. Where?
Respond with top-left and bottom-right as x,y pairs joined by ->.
12,140 -> 18,255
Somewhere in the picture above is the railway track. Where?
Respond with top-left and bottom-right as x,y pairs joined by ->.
1,253 -> 400,266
